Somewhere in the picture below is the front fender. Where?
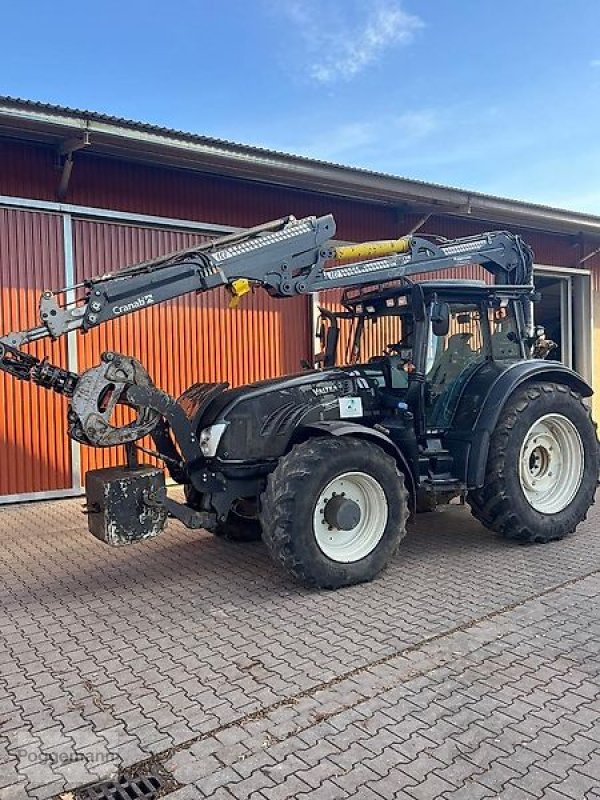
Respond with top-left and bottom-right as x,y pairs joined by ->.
449,360 -> 593,488
298,420 -> 417,510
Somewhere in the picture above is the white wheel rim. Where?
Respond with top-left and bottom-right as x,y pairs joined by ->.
519,413 -> 584,514
313,471 -> 388,563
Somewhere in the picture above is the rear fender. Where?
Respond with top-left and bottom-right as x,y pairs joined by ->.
296,420 -> 417,510
455,361 -> 593,488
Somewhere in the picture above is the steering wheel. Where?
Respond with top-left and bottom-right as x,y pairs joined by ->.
385,342 -> 403,355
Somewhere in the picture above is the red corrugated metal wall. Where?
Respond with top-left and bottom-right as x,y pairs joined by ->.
0,208 -> 71,495
0,140 -> 399,243
72,219 -> 311,476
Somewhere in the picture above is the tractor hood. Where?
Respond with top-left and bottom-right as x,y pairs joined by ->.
181,366 -> 385,462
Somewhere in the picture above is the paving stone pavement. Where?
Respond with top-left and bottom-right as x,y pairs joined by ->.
0,496 -> 599,799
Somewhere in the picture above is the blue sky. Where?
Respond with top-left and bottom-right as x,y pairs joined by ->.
2,0 -> 600,213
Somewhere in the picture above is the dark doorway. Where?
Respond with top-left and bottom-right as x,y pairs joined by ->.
535,276 -> 568,364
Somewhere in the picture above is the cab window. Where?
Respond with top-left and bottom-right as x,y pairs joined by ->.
490,306 -> 522,360
425,304 -> 486,428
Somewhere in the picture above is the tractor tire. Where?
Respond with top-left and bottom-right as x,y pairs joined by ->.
259,437 -> 409,588
468,382 -> 598,543
185,486 -> 262,542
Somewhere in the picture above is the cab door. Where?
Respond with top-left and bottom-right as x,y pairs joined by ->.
424,303 -> 487,430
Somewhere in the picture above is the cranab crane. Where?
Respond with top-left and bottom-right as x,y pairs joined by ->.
0,214 -> 597,588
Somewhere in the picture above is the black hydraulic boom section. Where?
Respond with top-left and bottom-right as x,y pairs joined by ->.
0,342 -> 79,395
0,212 -> 534,446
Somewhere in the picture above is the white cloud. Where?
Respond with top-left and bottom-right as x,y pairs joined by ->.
279,1 -> 424,84
393,110 -> 438,139
591,59 -> 600,67
283,109 -> 438,162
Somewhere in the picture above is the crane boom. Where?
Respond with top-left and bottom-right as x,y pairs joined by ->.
0,213 -> 532,349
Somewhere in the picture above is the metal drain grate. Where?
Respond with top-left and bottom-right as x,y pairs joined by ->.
77,774 -> 163,800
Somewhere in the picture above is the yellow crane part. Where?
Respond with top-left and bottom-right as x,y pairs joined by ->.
227,237 -> 412,306
326,237 -> 412,262
228,278 -> 251,308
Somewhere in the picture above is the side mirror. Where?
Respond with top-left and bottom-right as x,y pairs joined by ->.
431,301 -> 450,337
314,310 -> 339,369
317,318 -> 327,349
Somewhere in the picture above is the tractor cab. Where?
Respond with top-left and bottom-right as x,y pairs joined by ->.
317,278 -> 532,440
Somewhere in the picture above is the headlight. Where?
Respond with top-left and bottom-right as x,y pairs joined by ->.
198,423 -> 228,457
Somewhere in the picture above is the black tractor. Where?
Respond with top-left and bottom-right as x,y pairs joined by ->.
1,214 -> 597,588
183,278 -> 598,588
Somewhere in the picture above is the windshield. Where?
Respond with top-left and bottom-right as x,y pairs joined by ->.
349,313 -> 413,363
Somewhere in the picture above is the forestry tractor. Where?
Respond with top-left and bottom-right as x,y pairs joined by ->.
0,214 -> 597,588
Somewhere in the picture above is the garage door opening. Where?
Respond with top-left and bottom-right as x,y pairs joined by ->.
534,269 -> 592,381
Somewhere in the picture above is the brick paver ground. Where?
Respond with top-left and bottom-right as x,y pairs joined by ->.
0,497 -> 599,799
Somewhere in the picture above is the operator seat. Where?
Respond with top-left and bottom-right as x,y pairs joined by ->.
428,332 -> 475,387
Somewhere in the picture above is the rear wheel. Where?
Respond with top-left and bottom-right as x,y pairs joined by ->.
468,382 -> 598,542
260,437 -> 409,588
185,486 -> 262,542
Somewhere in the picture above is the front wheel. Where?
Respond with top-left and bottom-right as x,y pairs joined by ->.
468,382 -> 598,542
260,437 -> 409,588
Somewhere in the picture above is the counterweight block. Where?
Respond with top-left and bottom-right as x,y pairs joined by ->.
85,466 -> 168,546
